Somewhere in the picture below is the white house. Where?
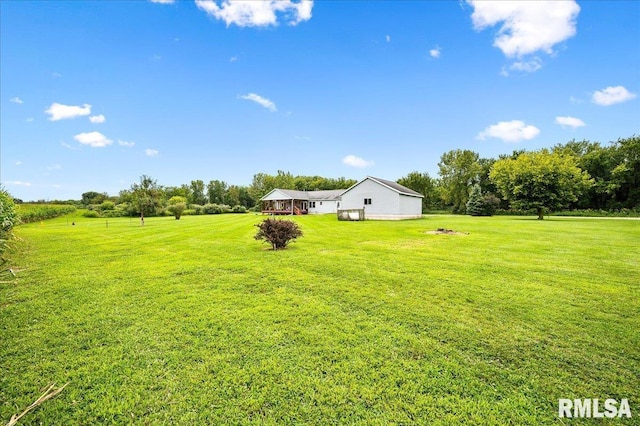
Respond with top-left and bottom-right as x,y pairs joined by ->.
339,176 -> 423,220
259,176 -> 423,219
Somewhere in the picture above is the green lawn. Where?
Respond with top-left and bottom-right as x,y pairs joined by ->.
1,213 -> 638,424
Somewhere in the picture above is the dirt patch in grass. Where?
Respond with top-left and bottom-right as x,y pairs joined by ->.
425,228 -> 469,235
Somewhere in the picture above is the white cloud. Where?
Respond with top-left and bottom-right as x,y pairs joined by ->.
46,103 -> 91,121
386,35 -> 391,43
52,72 -> 62,78
145,149 -> 159,157
569,96 -> 583,104
476,120 -> 540,143
342,155 -> 374,168
429,46 -> 441,58
25,117 -> 34,122
150,0 -> 175,3
195,0 -> 313,27
230,56 -> 238,62
555,116 -> 586,129
5,181 -> 32,187
591,86 -> 637,106
240,93 -> 277,112
74,131 -> 113,148
10,97 -> 23,104
15,161 -> 22,166
467,1 -> 580,57
118,140 -> 135,147
89,114 -> 106,123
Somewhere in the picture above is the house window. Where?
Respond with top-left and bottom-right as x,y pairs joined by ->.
319,201 -> 323,206
337,202 -> 340,208
364,198 -> 372,205
310,201 -> 316,208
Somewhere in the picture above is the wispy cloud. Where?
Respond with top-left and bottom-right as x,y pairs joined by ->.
5,181 -> 32,187
429,46 -> 441,58
46,103 -> 91,121
118,140 -> 135,147
74,131 -> 113,148
342,154 -> 374,168
592,86 -> 637,106
46,164 -> 62,171
10,97 -> 23,104
476,120 -> 540,143
145,149 -> 159,157
89,114 -> 106,124
239,93 -> 277,112
150,0 -> 175,3
15,161 -> 22,166
386,35 -> 391,43
555,116 -> 586,129
195,0 -> 313,27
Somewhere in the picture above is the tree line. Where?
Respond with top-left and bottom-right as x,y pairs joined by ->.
43,135 -> 640,219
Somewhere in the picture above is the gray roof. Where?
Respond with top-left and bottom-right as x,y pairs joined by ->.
368,176 -> 423,197
261,188 -> 346,201
340,176 -> 424,198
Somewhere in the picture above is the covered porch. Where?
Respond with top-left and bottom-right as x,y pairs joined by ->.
261,199 -> 308,215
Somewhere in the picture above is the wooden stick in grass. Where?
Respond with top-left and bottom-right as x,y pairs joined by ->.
5,382 -> 69,426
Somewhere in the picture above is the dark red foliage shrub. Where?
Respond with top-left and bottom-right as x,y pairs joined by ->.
254,218 -> 303,250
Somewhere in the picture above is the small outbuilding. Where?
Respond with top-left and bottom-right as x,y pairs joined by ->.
339,176 -> 423,220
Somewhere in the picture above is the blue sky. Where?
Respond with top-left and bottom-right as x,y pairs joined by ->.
1,0 -> 638,201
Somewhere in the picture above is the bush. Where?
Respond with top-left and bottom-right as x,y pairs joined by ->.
168,202 -> 187,220
203,203 -> 223,215
83,210 -> 100,218
190,204 -> 205,215
254,218 -> 303,250
232,205 -> 247,213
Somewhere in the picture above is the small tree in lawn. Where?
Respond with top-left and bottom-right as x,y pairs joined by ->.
255,218 -> 303,250
466,183 -> 485,216
167,196 -> 187,220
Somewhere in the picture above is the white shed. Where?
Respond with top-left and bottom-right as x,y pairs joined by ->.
339,176 -> 423,220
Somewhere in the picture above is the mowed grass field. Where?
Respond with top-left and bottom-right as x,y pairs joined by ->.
1,213 -> 638,425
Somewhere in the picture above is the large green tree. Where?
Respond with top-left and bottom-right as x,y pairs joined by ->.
438,149 -> 482,213
489,150 -> 593,219
131,175 -> 165,221
397,171 -> 438,212
189,180 -> 207,205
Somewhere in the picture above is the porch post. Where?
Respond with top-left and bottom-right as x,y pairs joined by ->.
291,199 -> 294,215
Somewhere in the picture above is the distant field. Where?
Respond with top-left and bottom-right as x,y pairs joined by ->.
1,213 -> 638,424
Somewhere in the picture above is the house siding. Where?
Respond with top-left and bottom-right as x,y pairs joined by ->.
309,200 -> 339,214
340,178 -> 422,219
341,178 -> 400,215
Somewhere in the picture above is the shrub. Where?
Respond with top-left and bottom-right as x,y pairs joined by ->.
190,204 -> 205,215
254,218 -> 303,250
203,203 -> 223,214
232,205 -> 247,213
100,201 -> 115,211
168,202 -> 187,220
83,210 -> 100,218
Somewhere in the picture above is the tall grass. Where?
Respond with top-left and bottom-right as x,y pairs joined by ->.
17,204 -> 77,223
